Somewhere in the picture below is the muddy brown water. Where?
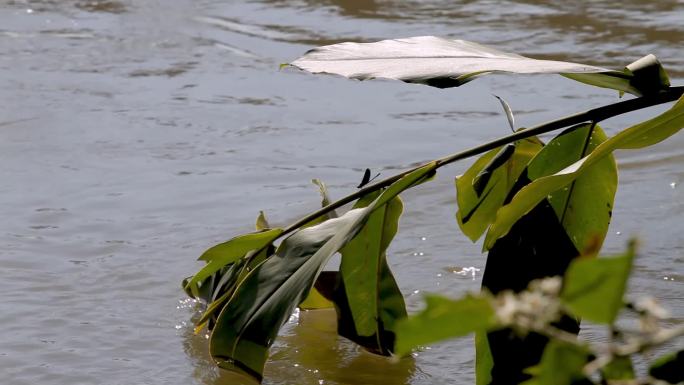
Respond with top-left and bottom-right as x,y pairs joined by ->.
1,1 -> 682,384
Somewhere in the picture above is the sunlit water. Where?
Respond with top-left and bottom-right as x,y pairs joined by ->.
1,1 -> 682,384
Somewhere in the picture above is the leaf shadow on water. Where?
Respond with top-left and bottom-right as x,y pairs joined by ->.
182,308 -> 421,385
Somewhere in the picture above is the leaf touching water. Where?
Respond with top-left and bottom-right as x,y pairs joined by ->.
335,191 -> 406,354
484,95 -> 684,249
208,163 -> 437,381
289,36 -> 668,95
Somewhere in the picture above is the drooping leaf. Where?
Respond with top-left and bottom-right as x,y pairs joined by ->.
520,123 -> 617,253
484,95 -> 684,249
208,163 -> 437,381
565,53 -> 670,96
335,191 -> 406,354
521,341 -> 591,385
394,294 -> 495,356
475,331 -> 494,385
185,228 -> 283,294
195,244 -> 276,332
649,350 -> 684,384
456,137 -> 544,242
289,36 -> 668,95
602,356 -> 635,381
561,241 -> 636,324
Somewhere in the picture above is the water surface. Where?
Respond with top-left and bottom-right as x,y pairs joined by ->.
1,1 -> 682,384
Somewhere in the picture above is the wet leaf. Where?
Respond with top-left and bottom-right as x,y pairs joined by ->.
335,191 -> 406,354
456,137 -> 543,242
394,294 -> 495,356
185,228 -> 283,294
561,242 -> 635,324
484,95 -> 684,249
208,163 -> 437,381
289,36 -> 667,95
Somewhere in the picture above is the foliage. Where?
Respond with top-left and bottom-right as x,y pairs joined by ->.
183,37 -> 683,384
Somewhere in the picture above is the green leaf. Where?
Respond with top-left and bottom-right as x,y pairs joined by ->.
456,137 -> 544,242
484,95 -> 684,250
298,287 -> 334,310
339,192 -> 403,334
394,294 -> 495,356
561,242 -> 635,324
289,36 -> 665,95
602,356 -> 635,381
185,228 -> 283,293
333,191 -> 406,354
475,330 -> 494,385
208,163 -> 437,381
255,211 -> 270,231
524,123 -> 617,253
649,350 -> 684,384
522,341 -> 590,385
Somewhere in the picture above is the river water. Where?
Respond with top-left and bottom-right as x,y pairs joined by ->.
1,1 -> 682,384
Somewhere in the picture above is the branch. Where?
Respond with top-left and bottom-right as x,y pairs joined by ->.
281,86 -> 684,236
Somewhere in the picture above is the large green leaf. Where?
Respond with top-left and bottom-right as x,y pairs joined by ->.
329,191 -> 406,354
208,162 -> 437,381
456,137 -> 544,242
394,294 -> 495,356
561,242 -> 635,324
522,123 -> 617,253
475,330 -> 493,385
484,95 -> 684,249
185,228 -> 283,295
521,341 -> 590,385
289,36 -> 668,95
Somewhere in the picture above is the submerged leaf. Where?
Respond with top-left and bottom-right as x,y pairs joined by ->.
209,163 -> 437,381
289,36 -> 665,95
394,294 -> 495,356
484,95 -> 684,249
561,241 -> 636,324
